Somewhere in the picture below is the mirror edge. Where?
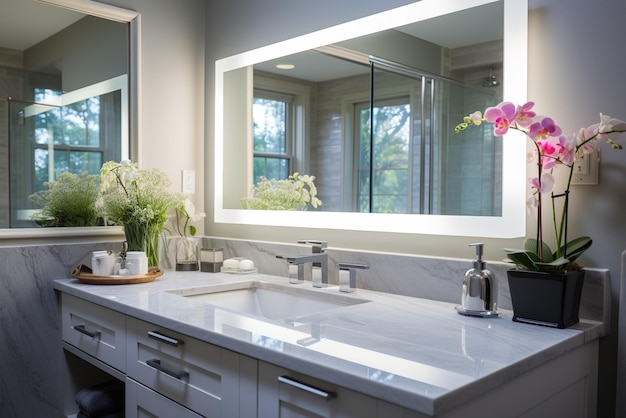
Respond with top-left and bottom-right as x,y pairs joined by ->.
0,0 -> 140,241
214,0 -> 527,238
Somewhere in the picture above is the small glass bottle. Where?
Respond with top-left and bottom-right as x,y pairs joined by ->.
175,237 -> 199,271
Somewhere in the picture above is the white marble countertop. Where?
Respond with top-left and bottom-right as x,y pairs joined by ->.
54,270 -> 606,416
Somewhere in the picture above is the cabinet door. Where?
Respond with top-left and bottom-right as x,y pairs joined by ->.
126,317 -> 255,418
126,377 -> 203,418
61,293 -> 126,372
258,361 -> 378,418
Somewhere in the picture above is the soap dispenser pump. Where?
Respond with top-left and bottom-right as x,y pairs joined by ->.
456,243 -> 499,317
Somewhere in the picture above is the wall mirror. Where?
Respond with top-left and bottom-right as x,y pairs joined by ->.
0,0 -> 139,237
216,0 -> 528,237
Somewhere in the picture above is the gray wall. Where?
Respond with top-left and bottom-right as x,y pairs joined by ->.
204,1 -> 626,417
23,15 -> 127,91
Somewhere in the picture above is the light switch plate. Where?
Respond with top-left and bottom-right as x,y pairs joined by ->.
182,170 -> 195,193
571,150 -> 599,185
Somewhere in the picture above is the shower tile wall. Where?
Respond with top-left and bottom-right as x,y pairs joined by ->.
312,73 -> 370,211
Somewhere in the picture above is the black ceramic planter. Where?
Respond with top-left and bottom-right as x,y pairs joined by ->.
507,269 -> 585,329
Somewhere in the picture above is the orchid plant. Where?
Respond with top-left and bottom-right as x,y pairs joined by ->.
175,197 -> 206,238
456,102 -> 626,272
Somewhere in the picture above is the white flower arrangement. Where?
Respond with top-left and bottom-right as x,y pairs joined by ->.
241,173 -> 322,211
97,160 -> 182,227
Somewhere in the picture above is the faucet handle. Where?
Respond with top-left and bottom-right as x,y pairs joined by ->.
297,240 -> 327,253
338,263 -> 369,293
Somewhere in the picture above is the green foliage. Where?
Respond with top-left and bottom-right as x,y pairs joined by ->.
504,236 -> 592,272
241,173 -> 322,211
28,171 -> 99,227
98,160 -> 182,227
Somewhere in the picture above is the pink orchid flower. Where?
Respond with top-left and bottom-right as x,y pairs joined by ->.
597,114 -> 626,143
598,114 -> 626,133
557,135 -> 577,165
536,138 -> 559,169
515,101 -> 536,127
484,102 -> 518,135
529,172 -> 555,194
529,117 -> 562,140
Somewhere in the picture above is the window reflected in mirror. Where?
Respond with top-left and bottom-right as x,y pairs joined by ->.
246,46 -> 501,216
0,11 -> 129,229
6,75 -> 126,227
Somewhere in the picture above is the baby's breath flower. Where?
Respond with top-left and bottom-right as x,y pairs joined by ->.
98,161 -> 182,226
241,173 -> 322,210
28,171 -> 99,227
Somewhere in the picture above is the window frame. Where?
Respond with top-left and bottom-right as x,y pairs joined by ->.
252,73 -> 310,182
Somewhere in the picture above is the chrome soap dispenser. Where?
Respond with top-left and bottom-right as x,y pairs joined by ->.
457,243 -> 499,317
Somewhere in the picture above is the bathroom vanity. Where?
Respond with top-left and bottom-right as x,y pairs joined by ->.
55,271 -> 605,417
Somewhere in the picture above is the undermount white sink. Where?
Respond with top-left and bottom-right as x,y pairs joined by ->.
168,280 -> 369,320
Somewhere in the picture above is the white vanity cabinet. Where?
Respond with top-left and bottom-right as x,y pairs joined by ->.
126,317 -> 257,417
60,293 -> 257,418
258,361 -> 379,418
125,377 -> 204,418
61,293 -> 127,372
56,275 -> 604,418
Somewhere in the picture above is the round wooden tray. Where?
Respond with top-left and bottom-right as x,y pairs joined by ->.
71,264 -> 163,285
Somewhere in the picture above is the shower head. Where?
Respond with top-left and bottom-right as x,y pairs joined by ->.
482,68 -> 499,88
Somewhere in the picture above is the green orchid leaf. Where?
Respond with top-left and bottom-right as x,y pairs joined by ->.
534,257 -> 571,272
504,250 -> 540,271
556,236 -> 592,262
189,225 -> 197,237
523,239 -> 554,262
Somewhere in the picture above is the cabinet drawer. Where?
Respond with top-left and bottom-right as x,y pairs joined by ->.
259,361 -> 378,418
61,293 -> 126,372
126,377 -> 203,418
127,317 -> 241,417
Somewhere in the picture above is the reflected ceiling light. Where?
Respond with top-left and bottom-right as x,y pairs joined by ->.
276,64 -> 295,70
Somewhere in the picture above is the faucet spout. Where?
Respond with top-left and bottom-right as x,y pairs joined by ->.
276,253 -> 328,287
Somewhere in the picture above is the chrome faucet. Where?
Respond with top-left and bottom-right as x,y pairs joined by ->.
276,240 -> 329,287
338,262 -> 369,292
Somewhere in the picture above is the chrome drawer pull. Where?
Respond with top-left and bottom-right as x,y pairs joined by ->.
146,359 -> 189,381
73,324 -> 101,340
278,376 -> 336,400
148,331 -> 184,346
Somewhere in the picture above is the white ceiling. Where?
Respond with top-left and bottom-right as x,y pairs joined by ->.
0,0 -> 85,51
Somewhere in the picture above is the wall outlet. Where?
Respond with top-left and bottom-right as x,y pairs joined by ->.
182,170 -> 195,193
571,150 -> 599,185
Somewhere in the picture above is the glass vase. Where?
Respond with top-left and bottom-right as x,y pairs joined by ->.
176,236 -> 199,271
124,220 -> 162,268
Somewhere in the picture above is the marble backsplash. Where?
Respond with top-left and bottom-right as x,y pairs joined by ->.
165,236 -> 609,324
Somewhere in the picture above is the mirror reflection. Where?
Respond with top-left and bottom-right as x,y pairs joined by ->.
0,4 -> 129,228
226,1 -> 504,216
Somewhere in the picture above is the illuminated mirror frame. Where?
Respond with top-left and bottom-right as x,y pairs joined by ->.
0,0 -> 140,240
215,0 -> 528,238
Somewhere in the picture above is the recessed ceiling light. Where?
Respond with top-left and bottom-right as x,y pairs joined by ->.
276,64 -> 295,70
